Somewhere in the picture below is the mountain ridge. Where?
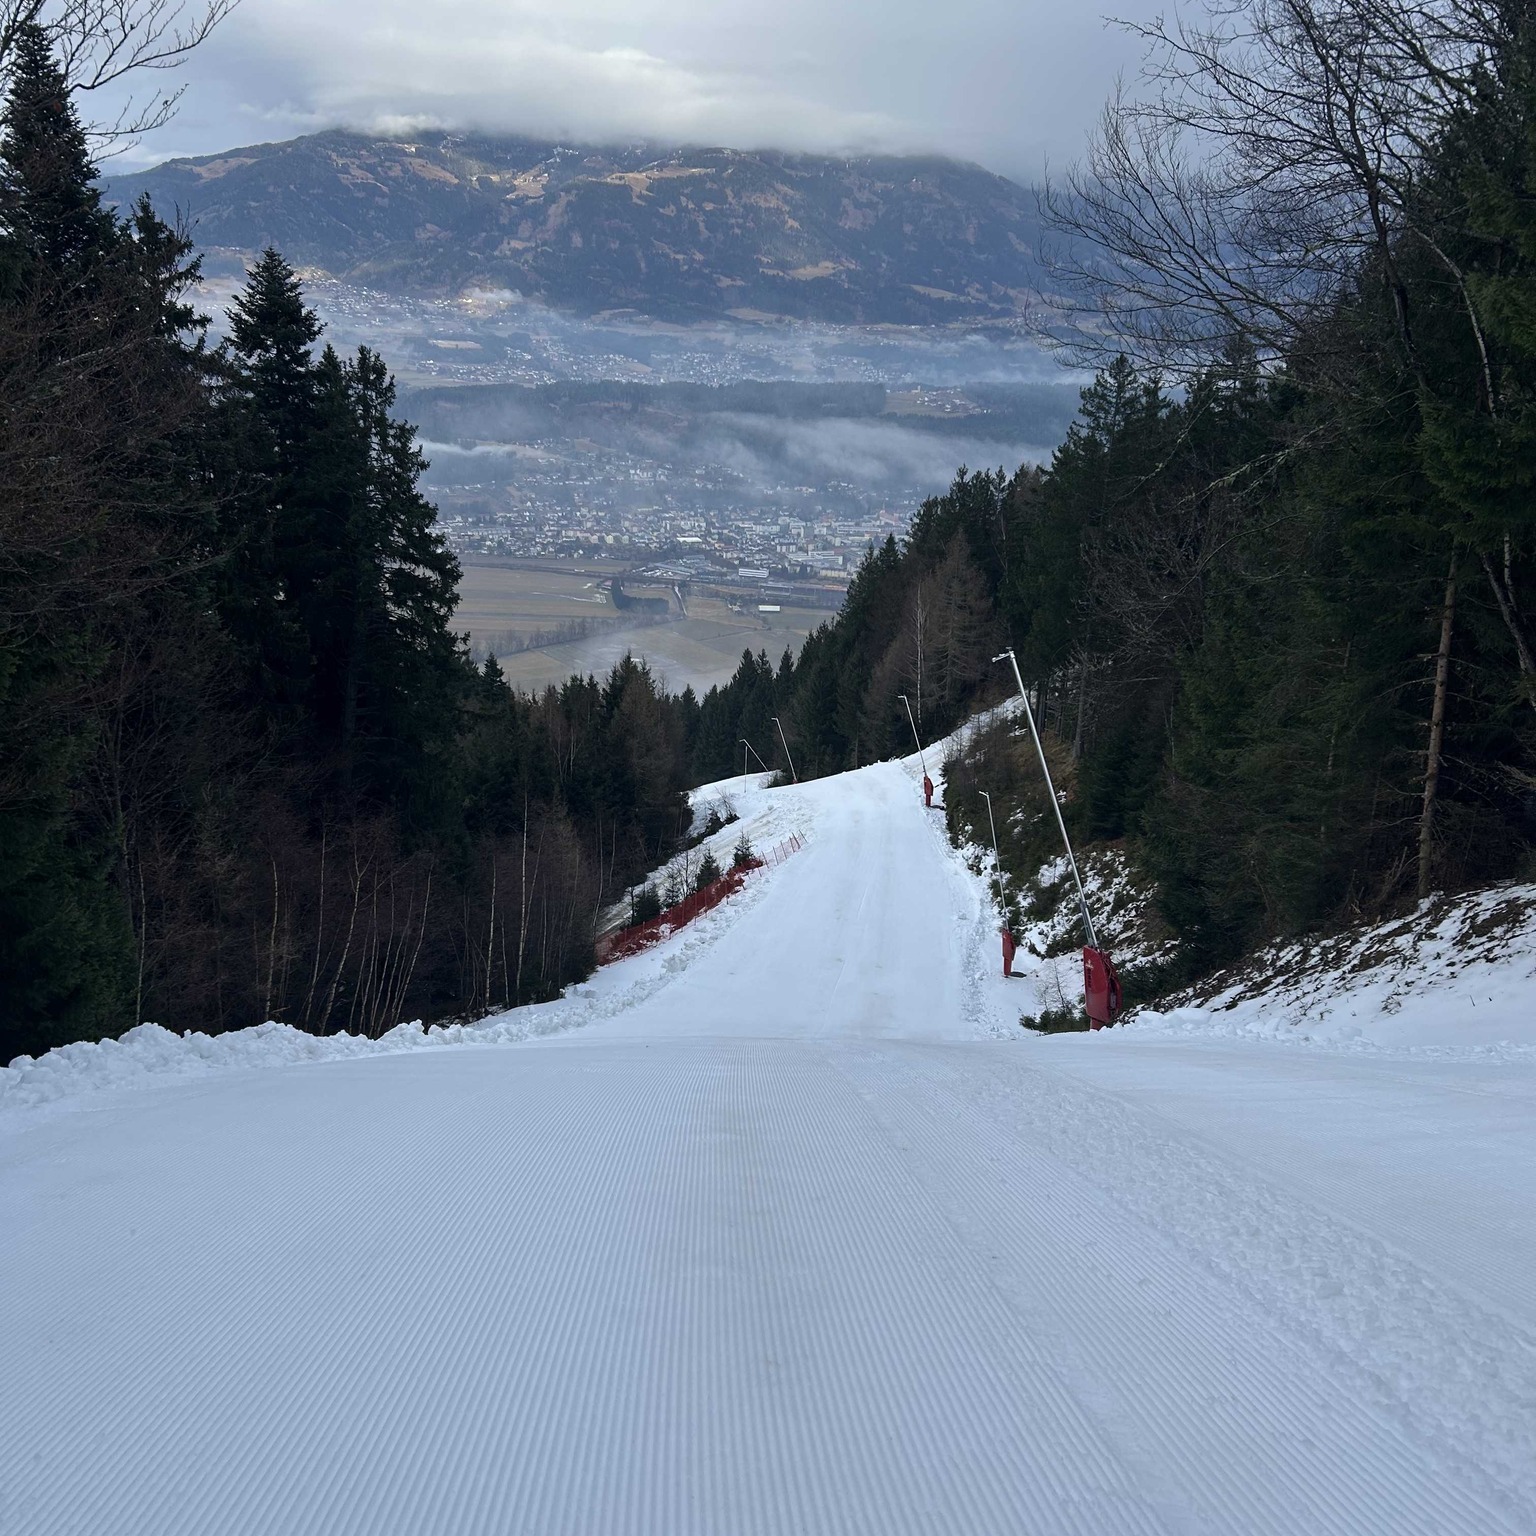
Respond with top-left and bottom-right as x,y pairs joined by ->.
102,129 -> 1048,325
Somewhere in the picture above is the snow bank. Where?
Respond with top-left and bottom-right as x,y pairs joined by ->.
1127,883 -> 1536,1058
0,1020 -> 439,1112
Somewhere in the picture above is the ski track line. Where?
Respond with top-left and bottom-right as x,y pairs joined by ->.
855,1041 -> 1536,1533
728,1043 -> 1161,1534
8,1066 -> 534,1535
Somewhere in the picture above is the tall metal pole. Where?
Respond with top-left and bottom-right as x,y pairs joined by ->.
980,788 -> 1019,978
980,790 -> 1004,894
740,738 -> 770,775
897,694 -> 927,776
771,716 -> 798,782
994,649 -> 1099,950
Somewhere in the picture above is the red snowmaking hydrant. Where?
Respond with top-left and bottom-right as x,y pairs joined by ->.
1082,945 -> 1123,1030
1001,926 -> 1017,978
923,773 -> 934,808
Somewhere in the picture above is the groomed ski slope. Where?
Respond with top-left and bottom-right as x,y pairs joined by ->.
3,758 -> 1535,1535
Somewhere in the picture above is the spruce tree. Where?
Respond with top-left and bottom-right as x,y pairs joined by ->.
0,23 -> 119,283
217,250 -> 327,734
338,344 -> 461,806
228,247 -> 323,454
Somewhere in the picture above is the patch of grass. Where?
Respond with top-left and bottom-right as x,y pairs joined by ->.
1024,870 -> 1073,923
1041,929 -> 1084,959
682,803 -> 739,851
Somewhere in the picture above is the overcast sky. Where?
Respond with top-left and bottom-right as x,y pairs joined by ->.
97,0 -> 1166,183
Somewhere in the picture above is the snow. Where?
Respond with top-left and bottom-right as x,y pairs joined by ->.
3,748 -> 1535,1534
1126,882 -> 1536,1056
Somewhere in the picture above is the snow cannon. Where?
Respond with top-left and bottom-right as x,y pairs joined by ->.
992,648 -> 1123,1033
1001,926 -> 1017,978
1082,946 -> 1123,1031
923,773 -> 934,808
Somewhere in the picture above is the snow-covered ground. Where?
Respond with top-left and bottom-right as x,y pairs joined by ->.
3,751 -> 1534,1534
1129,881 -> 1536,1055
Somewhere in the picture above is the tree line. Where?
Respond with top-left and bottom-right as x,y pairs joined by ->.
0,26 -> 698,1063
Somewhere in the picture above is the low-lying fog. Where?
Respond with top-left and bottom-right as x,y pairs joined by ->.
198,273 -> 1084,536
418,413 -> 1058,499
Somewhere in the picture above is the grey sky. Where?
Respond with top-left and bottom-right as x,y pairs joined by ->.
100,0 -> 1165,183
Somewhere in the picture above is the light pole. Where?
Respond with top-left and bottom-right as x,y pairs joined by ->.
979,790 -> 1003,889
771,716 -> 798,782
897,694 -> 926,774
740,738 -> 770,781
993,649 -> 1097,949
983,786 -> 1007,872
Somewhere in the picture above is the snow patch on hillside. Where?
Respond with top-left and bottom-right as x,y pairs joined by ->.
928,704 -> 1536,1057
1128,883 -> 1536,1058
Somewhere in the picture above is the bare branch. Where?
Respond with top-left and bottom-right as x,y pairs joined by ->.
1039,0 -> 1509,379
0,0 -> 237,144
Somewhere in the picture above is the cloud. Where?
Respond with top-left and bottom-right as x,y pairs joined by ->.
101,0 -> 1168,181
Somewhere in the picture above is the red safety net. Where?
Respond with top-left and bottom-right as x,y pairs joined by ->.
597,833 -> 805,964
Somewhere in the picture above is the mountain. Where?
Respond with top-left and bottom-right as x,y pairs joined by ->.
103,130 -> 1047,325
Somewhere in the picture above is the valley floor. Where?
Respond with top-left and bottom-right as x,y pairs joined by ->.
2,761 -> 1533,1534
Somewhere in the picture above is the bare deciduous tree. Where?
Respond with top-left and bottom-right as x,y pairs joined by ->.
0,0 -> 237,145
1042,0 -> 1505,380
1042,0 -> 1535,887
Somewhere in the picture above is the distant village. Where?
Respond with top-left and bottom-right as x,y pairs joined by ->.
229,277 -> 1038,596
433,482 -> 913,590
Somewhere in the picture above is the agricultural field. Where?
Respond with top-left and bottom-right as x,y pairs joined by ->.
454,559 -> 824,694
454,558 -> 621,653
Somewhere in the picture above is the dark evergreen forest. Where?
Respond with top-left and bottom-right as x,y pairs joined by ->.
0,26 -> 698,1063
6,2 -> 1536,1059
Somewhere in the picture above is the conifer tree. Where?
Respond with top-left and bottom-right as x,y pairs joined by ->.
0,28 -> 198,1058
217,250 -> 327,734
228,247 -> 323,455
0,22 -> 118,284
345,345 -> 461,780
